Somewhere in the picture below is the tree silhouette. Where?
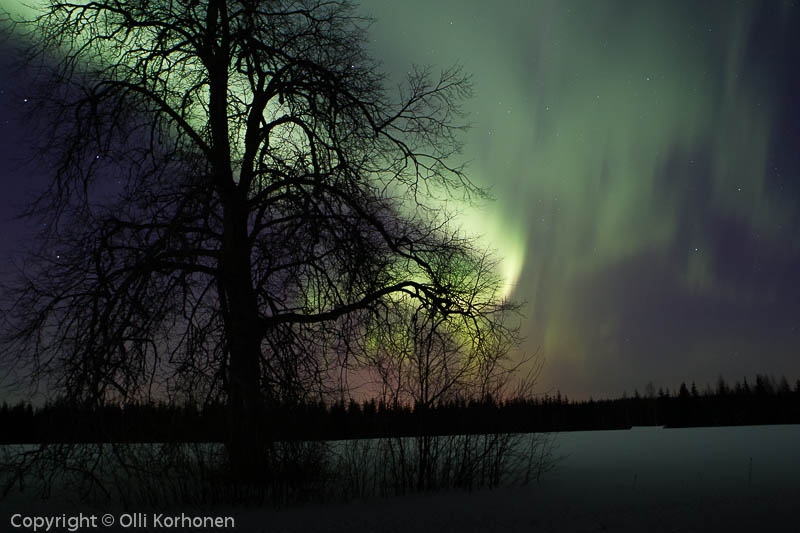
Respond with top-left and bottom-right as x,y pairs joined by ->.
1,0 -> 517,484
358,245 -> 532,491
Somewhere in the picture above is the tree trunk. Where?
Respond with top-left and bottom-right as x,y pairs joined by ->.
220,196 -> 265,482
205,1 -> 266,482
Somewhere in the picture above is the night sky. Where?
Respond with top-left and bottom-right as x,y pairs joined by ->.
1,1 -> 799,400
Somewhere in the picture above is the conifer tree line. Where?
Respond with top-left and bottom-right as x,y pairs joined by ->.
2,374 -> 798,444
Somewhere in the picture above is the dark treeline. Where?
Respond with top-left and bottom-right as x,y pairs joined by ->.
2,374 -> 799,444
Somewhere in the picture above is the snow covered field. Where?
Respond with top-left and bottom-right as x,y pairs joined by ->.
3,425 -> 799,532
246,425 -> 800,532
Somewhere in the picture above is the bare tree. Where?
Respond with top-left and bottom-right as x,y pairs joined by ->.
1,0 -> 517,485
358,246 -> 536,492
366,248 -> 515,407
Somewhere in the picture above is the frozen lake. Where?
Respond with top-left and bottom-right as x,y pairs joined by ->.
547,424 -> 800,498
252,425 -> 800,532
2,425 -> 799,531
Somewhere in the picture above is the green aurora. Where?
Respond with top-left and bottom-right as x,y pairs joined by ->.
3,1 -> 799,398
365,0 -> 800,397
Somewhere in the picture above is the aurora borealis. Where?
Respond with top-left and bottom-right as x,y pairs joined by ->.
1,1 -> 799,400
362,0 -> 800,398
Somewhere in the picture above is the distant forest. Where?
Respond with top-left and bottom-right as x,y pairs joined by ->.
2,375 -> 799,444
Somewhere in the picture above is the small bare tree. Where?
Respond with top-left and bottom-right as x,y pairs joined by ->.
361,247 -> 535,492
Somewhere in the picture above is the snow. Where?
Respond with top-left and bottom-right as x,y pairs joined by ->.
245,425 -> 800,532
2,425 -> 799,532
